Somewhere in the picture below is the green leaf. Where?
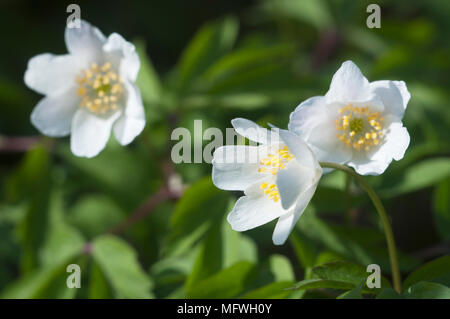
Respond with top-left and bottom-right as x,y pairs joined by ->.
15,149 -> 52,272
4,147 -> 52,272
150,247 -> 199,298
315,251 -> 346,266
261,0 -> 333,30
297,211 -> 419,272
379,158 -> 450,197
38,191 -> 86,268
433,179 -> 450,241
185,261 -> 256,299
184,221 -> 223,293
312,186 -> 365,214
312,261 -> 391,292
337,285 -> 363,299
403,282 -> 450,299
403,256 -> 450,289
290,231 -> 317,269
91,235 -> 153,298
58,142 -> 154,207
67,195 -> 126,239
240,281 -> 294,299
376,288 -> 402,299
184,206 -> 257,294
183,92 -> 274,110
1,255 -> 80,299
292,278 -> 355,291
167,177 -> 230,255
344,27 -> 388,56
318,170 -> 347,190
4,145 -> 51,202
39,222 -> 85,268
176,16 -> 238,92
222,218 -> 258,268
269,255 -> 295,282
134,39 -> 162,104
201,44 -> 295,89
89,261 -> 113,299
297,211 -> 375,266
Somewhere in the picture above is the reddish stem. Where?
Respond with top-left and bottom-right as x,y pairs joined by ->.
0,135 -> 42,152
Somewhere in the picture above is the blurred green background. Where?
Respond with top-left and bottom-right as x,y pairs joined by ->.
0,0 -> 449,298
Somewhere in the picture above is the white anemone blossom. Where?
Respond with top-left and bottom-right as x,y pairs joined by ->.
25,20 -> 145,158
212,119 -> 322,245
289,61 -> 410,175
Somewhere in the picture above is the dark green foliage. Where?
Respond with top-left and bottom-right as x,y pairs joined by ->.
0,0 -> 449,299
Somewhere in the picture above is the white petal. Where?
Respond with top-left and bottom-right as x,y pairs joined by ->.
292,183 -> 319,222
215,142 -> 302,189
212,145 -> 266,191
24,54 -> 79,96
393,81 -> 411,112
227,194 -> 285,232
348,123 -> 409,175
278,129 -> 321,169
123,81 -> 145,118
382,122 -> 410,161
276,160 -> 315,210
113,115 -> 145,146
30,89 -> 79,137
326,61 -> 370,103
369,80 -> 410,120
306,120 -> 353,164
288,98 -> 353,165
276,129 -> 322,210
113,82 -> 145,145
272,212 -> 296,245
288,96 -> 328,139
65,20 -> 106,66
272,184 -> 318,245
347,153 -> 388,176
70,109 -> 118,158
103,33 -> 140,82
231,118 -> 279,145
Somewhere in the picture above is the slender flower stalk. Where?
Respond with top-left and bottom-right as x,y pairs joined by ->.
108,188 -> 172,235
320,161 -> 402,293
0,135 -> 43,152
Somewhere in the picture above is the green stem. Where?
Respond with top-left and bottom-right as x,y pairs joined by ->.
319,162 -> 402,294
344,173 -> 352,225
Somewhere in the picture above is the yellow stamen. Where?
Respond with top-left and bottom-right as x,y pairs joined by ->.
257,146 -> 295,202
335,104 -> 385,151
76,62 -> 123,115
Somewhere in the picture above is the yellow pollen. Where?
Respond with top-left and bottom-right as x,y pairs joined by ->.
260,183 -> 281,202
76,62 -> 123,115
258,146 -> 294,175
257,146 -> 295,202
335,104 -> 385,151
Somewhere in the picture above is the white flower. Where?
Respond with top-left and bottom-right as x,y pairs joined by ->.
25,20 -> 145,158
289,60 -> 410,175
212,118 -> 322,245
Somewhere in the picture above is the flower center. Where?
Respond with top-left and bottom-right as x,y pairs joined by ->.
257,146 -> 294,202
349,118 -> 363,134
335,104 -> 384,151
76,62 -> 123,115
